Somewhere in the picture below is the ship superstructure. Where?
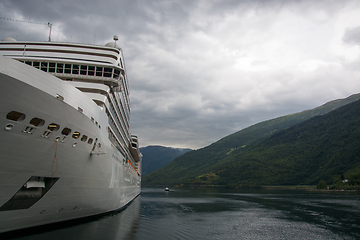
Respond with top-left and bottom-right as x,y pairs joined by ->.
0,36 -> 142,233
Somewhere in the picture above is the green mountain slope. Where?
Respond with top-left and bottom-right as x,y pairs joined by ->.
140,145 -> 192,175
215,98 -> 360,186
142,93 -> 360,187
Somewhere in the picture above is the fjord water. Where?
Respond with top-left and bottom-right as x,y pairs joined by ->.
7,188 -> 360,240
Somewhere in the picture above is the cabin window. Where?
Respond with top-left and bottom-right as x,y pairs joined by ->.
41,62 -> 48,72
113,69 -> 120,79
88,66 -> 95,76
88,138 -> 93,144
57,63 -> 64,73
25,61 -> 32,66
33,62 -> 40,69
61,127 -> 71,136
6,111 -> 26,121
72,65 -> 79,74
49,62 -> 56,73
81,135 -> 88,142
104,68 -> 112,78
42,123 -> 59,138
96,67 -> 103,77
47,123 -> 60,132
72,131 -> 80,139
80,65 -> 87,75
64,64 -> 71,74
29,118 -> 45,127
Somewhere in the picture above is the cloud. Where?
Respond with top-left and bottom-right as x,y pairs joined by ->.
343,26 -> 360,46
1,0 -> 360,148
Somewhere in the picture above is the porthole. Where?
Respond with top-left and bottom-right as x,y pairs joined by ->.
4,123 -> 14,131
81,135 -> 88,142
30,117 -> 45,127
61,127 -> 72,136
6,111 -> 26,121
72,131 -> 80,139
47,123 -> 60,132
88,138 -> 93,144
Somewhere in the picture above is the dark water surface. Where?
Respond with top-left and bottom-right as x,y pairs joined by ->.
5,188 -> 360,239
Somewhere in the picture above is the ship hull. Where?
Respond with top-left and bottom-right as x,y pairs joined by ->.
0,56 -> 140,233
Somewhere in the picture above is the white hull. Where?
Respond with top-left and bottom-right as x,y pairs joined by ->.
0,55 -> 140,233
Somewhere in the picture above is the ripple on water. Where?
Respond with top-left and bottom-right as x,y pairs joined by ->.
4,189 -> 360,240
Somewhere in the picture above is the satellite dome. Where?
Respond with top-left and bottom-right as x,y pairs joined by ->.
2,37 -> 17,42
105,35 -> 121,49
105,41 -> 120,49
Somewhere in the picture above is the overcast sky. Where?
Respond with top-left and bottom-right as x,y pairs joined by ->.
1,0 -> 360,149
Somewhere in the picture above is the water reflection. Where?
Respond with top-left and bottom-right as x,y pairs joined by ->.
3,196 -> 141,240
3,188 -> 360,240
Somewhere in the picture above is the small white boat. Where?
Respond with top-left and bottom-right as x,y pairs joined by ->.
164,187 -> 170,191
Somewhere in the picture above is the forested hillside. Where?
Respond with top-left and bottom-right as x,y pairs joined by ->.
142,94 -> 360,187
214,98 -> 360,187
140,145 -> 192,175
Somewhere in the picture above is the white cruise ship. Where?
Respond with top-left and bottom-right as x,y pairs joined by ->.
0,36 -> 142,233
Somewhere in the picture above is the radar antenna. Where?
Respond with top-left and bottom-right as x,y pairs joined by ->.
113,35 -> 119,47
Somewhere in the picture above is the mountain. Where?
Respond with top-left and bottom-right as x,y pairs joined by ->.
215,98 -> 360,187
142,93 -> 360,187
140,145 -> 192,176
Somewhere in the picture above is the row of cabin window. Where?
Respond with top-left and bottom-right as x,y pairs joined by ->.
21,61 -> 121,80
6,111 -> 95,144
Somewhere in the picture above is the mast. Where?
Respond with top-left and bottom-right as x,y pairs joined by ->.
48,22 -> 52,42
